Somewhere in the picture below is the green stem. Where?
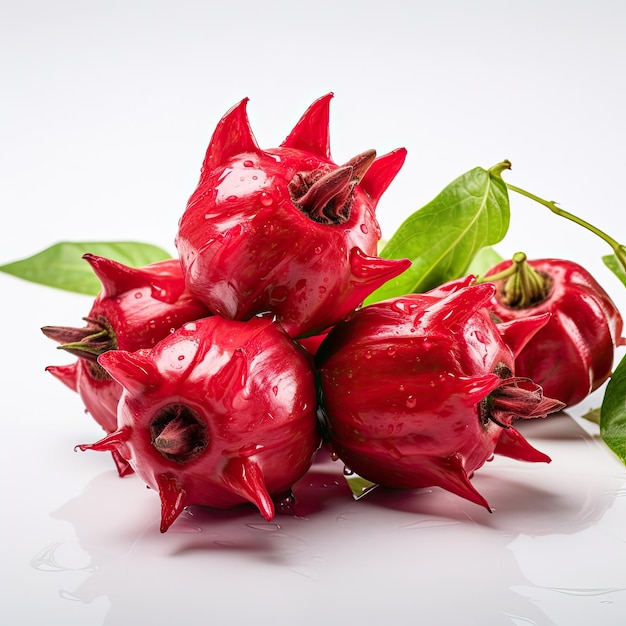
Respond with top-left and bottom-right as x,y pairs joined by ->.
477,251 -> 549,308
506,182 -> 626,272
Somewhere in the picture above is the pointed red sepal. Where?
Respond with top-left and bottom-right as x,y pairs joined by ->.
359,148 -> 407,209
200,98 -> 262,176
97,350 -> 160,394
221,457 -> 275,521
75,425 -> 132,453
431,453 -> 491,511
207,347 -> 248,400
45,363 -> 79,393
155,473 -> 187,533
498,312 -> 551,359
423,283 -> 496,331
82,254 -> 145,298
82,254 -> 185,303
494,426 -> 552,464
111,450 -> 134,477
349,247 -> 411,287
427,274 -> 476,298
280,93 -> 333,159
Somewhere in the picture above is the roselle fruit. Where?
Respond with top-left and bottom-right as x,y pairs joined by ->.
175,93 -> 411,338
315,278 -> 565,510
483,253 -> 626,407
76,315 -> 321,532
43,254 -> 210,475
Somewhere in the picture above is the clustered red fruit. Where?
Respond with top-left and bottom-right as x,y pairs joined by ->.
43,95 -> 607,533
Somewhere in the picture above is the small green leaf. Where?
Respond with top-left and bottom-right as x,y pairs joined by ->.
581,406 -> 601,426
0,241 -> 172,295
600,354 -> 626,465
603,254 -> 626,288
466,246 -> 504,278
367,162 -> 511,303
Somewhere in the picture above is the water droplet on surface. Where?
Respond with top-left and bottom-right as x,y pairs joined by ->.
259,192 -> 274,206
30,542 -> 92,572
246,523 -> 282,532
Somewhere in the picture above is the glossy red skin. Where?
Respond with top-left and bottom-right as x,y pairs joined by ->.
175,95 -> 409,339
95,316 -> 320,518
177,149 -> 392,338
315,282 -> 555,507
486,258 -> 625,407
47,257 -> 210,435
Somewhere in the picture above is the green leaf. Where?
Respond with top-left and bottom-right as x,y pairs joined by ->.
466,246 -> 504,278
0,241 -> 172,296
581,406 -> 601,426
603,253 -> 626,288
366,162 -> 511,303
600,353 -> 626,465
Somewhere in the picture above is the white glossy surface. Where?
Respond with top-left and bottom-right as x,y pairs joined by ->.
2,2 -> 626,625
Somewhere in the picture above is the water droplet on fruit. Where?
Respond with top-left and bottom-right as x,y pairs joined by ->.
243,160 -> 254,167
271,385 -> 279,395
314,245 -> 322,254
387,346 -> 396,357
259,192 -> 274,206
406,395 -> 417,409
318,285 -> 327,295
177,355 -> 185,361
360,223 -> 369,234
134,292 -> 142,299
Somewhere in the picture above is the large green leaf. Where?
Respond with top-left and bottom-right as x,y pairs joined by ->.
0,241 -> 172,296
600,353 -> 626,465
366,162 -> 511,303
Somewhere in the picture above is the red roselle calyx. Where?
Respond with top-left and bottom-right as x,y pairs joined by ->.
483,253 -> 626,407
315,278 -> 565,510
175,93 -> 411,338
76,315 -> 321,532
42,255 -> 210,475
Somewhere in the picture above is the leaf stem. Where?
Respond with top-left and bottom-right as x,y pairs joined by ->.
505,182 -> 626,272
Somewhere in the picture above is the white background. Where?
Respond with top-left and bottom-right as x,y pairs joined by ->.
2,2 -> 626,625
